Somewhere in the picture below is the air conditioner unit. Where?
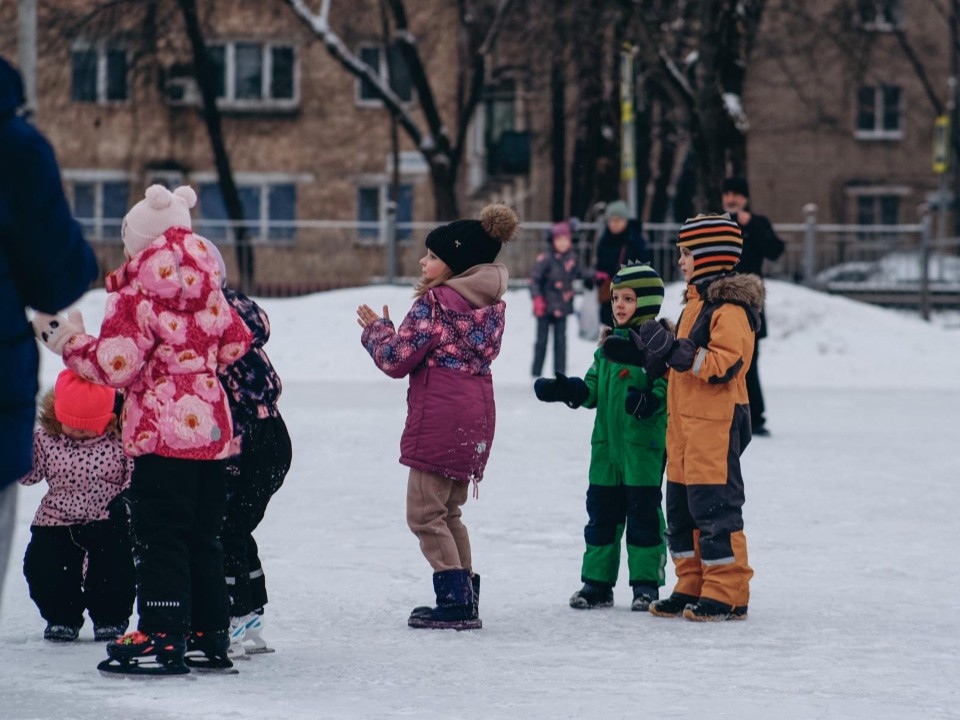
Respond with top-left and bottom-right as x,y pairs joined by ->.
164,76 -> 200,106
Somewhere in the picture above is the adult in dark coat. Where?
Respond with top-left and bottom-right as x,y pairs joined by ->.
594,200 -> 651,328
722,176 -> 785,437
0,55 -> 97,611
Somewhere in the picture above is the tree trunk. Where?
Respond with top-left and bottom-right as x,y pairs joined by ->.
550,51 -> 566,221
177,0 -> 253,293
429,162 -> 459,221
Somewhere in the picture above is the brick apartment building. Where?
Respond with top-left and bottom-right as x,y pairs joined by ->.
0,0 -> 953,289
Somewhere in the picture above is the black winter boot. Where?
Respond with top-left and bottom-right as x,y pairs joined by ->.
648,592 -> 698,618
408,569 -> 481,630
410,572 -> 481,621
44,623 -> 81,642
569,581 -> 614,609
683,597 -> 748,622
630,584 -> 659,612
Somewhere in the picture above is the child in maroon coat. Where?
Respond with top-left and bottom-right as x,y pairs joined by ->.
357,204 -> 518,630
19,370 -> 134,642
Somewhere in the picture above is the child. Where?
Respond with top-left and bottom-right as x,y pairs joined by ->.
605,213 -> 761,621
534,263 -> 668,611
33,184 -> 252,675
207,245 -> 292,657
529,221 -> 584,377
356,204 -> 518,631
19,369 -> 134,642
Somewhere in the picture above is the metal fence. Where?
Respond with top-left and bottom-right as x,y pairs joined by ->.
81,208 -> 960,313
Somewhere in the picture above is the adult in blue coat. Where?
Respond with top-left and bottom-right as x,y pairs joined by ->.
0,55 -> 97,612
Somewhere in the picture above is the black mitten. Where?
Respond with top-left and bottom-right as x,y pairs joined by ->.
624,386 -> 660,419
636,319 -> 697,373
602,335 -> 647,367
534,372 -> 589,409
666,338 -> 697,372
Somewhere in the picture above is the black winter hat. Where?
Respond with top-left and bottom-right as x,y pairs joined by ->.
425,204 -> 519,275
722,176 -> 750,197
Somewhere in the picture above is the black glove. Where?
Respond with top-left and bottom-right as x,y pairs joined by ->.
534,372 -> 589,409
636,319 -> 697,373
624,386 -> 660,419
582,275 -> 595,291
602,334 -> 646,367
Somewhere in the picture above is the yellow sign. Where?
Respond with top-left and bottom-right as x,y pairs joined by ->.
933,115 -> 949,174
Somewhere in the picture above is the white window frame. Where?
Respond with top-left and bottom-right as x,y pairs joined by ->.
354,43 -> 415,108
854,84 -> 904,141
858,0 -> 902,31
845,185 -> 909,236
206,41 -> 299,112
355,174 -> 417,245
62,169 -> 131,241
71,41 -> 129,105
191,171 -> 310,243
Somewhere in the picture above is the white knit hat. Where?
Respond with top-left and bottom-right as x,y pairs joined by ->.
122,184 -> 197,257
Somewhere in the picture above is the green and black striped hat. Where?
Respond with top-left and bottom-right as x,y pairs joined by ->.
610,262 -> 664,326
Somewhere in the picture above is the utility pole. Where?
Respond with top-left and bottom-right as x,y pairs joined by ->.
18,0 -> 37,115
619,44 -> 637,217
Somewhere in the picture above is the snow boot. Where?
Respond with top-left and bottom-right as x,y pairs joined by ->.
44,623 -> 80,642
98,631 -> 189,677
630,584 -> 659,612
407,569 -> 481,630
185,630 -> 238,673
683,597 -> 749,622
94,621 -> 129,642
569,581 -> 614,610
410,572 -> 480,621
648,592 -> 698,618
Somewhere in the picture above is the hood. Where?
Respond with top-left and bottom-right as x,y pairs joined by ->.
0,56 -> 25,119
684,272 -> 764,331
443,263 -> 509,308
106,227 -> 222,313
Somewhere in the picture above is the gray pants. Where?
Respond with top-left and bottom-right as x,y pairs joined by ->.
0,483 -> 18,616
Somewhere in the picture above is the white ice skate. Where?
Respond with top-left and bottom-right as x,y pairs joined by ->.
236,611 -> 274,655
226,616 -> 248,660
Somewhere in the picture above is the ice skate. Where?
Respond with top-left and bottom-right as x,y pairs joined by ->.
235,610 -> 274,654
184,630 -> 238,673
98,631 -> 190,678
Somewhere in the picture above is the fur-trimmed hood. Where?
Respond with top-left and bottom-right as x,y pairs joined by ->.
684,273 -> 764,309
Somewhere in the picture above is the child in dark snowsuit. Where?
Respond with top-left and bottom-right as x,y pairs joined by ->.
357,204 -> 518,631
19,370 -> 134,642
535,263 -> 668,611
211,251 -> 291,657
530,221 -> 584,377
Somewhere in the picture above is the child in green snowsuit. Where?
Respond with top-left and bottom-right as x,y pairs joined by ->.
534,263 -> 667,611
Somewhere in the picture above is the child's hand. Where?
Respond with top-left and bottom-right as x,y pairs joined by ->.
625,386 -> 660,419
357,304 -> 390,329
533,372 -> 589,409
33,309 -> 85,355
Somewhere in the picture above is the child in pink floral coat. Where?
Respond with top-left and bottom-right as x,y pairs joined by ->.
34,185 -> 251,676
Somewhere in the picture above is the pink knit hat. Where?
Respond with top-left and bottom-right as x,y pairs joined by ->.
54,370 -> 116,434
551,221 -> 572,239
121,184 -> 197,258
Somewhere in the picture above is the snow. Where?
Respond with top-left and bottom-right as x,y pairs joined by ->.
3,280 -> 959,719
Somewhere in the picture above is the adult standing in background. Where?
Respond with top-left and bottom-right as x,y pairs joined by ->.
722,176 -> 785,437
0,56 -> 98,613
594,200 -> 650,328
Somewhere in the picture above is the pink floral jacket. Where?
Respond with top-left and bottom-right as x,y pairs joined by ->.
63,227 -> 252,460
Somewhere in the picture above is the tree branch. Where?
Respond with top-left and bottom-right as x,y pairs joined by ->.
893,28 -> 945,115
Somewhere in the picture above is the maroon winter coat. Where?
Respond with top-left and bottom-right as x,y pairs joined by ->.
361,265 -> 508,483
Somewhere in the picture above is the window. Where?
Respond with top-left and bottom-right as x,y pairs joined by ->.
858,0 -> 902,30
847,186 -> 908,239
855,84 -> 902,139
196,179 -> 297,242
356,43 -> 413,105
63,172 -> 130,241
71,43 -> 128,103
204,42 -> 298,109
356,183 -> 414,241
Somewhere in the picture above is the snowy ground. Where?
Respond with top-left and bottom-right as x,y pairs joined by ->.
2,280 -> 959,720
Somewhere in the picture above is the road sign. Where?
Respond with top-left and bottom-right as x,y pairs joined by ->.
933,115 -> 949,174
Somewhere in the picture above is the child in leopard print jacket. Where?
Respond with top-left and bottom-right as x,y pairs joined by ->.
19,369 -> 134,643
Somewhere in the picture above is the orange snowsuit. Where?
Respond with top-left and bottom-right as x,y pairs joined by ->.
664,273 -> 763,610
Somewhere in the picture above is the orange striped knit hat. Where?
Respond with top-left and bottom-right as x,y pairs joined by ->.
676,213 -> 743,281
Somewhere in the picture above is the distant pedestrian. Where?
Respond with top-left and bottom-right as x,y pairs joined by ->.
0,55 -> 98,617
594,201 -> 650,328
529,221 -> 585,377
357,204 -> 518,631
19,370 -> 134,643
722,177 -> 785,437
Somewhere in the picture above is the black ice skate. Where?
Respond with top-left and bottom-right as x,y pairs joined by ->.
648,592 -> 698,618
98,631 -> 190,677
568,582 -> 614,610
184,630 -> 238,674
682,597 -> 749,622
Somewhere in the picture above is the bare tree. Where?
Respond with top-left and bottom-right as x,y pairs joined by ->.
278,0 -> 516,220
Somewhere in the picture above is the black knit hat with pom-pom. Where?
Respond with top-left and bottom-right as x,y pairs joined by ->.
425,204 -> 518,275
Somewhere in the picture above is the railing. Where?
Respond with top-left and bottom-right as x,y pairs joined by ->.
79,209 -> 959,315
